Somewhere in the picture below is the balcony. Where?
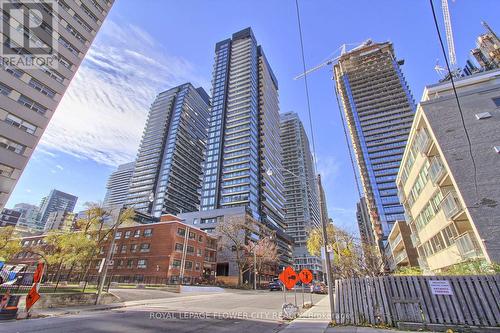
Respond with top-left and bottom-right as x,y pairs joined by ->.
390,233 -> 403,250
428,156 -> 446,184
415,128 -> 431,155
394,251 -> 408,265
455,231 -> 483,259
418,257 -> 430,270
441,190 -> 462,220
410,233 -> 420,247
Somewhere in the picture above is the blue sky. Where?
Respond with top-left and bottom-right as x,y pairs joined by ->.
6,0 -> 499,233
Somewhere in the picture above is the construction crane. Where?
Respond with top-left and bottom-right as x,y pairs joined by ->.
293,40 -> 371,80
441,0 -> 457,68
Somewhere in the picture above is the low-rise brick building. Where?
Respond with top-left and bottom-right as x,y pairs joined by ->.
12,216 -> 217,285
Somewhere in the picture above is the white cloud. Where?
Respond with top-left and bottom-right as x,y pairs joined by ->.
39,19 -> 209,166
55,164 -> 64,170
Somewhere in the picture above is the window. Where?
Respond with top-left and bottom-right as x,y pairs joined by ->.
144,228 -> 152,237
117,260 -> 124,268
130,244 -> 138,253
140,243 -> 150,253
127,260 -> 134,268
0,82 -> 12,95
28,78 -> 56,98
124,231 -> 131,239
120,245 -> 127,254
172,259 -> 181,268
197,249 -> 202,257
175,243 -> 183,252
195,262 -> 201,271
184,261 -> 193,270
0,136 -> 26,154
198,235 -> 203,242
493,97 -> 500,107
134,230 -> 140,238
17,95 -> 48,115
177,228 -> 186,236
187,245 -> 194,254
4,114 -> 37,134
137,259 -> 147,269
188,231 -> 196,239
99,247 -> 104,254
0,163 -> 14,177
115,231 -> 122,239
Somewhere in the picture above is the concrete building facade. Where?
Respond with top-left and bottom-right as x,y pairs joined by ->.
127,83 -> 210,217
387,220 -> 419,271
0,208 -> 21,227
0,0 -> 114,210
396,69 -> 500,272
334,40 -> 416,252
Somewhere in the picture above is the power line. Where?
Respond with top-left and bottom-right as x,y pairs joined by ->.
429,0 -> 480,204
294,0 -> 318,174
333,84 -> 363,199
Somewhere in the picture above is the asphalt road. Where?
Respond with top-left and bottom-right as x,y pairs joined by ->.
1,289 -> 327,333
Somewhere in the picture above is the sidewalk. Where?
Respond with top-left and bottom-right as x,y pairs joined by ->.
281,297 -> 429,333
281,295 -> 331,333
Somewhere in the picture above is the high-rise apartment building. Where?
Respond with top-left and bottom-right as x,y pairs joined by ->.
127,83 -> 210,217
280,111 -> 322,279
103,161 -> 134,209
356,197 -> 375,248
0,0 -> 114,210
200,27 -> 285,231
334,40 -> 415,250
44,210 -> 76,231
37,189 -> 77,227
397,69 -> 500,272
12,202 -> 39,228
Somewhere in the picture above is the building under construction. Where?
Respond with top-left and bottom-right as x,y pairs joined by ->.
333,41 -> 416,254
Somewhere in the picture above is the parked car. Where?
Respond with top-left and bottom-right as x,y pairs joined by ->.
310,282 -> 327,294
269,280 -> 282,291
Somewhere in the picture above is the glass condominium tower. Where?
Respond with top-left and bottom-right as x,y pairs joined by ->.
280,112 -> 322,278
333,41 -> 415,249
200,27 -> 285,231
127,83 -> 210,217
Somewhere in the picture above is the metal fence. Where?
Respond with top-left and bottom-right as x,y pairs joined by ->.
334,275 -> 500,329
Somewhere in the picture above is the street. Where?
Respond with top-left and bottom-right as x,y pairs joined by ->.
0,289 -> 327,332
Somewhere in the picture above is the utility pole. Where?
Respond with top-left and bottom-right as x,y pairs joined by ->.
253,245 -> 257,290
317,175 -> 335,320
95,206 -> 123,305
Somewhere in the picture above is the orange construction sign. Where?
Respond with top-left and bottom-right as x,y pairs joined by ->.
25,285 -> 40,312
299,269 -> 313,284
33,262 -> 44,283
279,266 -> 298,290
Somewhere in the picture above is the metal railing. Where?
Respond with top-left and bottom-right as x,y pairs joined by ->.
441,190 -> 462,220
428,155 -> 446,184
394,251 -> 408,264
455,231 -> 482,259
390,233 -> 403,250
415,128 -> 431,155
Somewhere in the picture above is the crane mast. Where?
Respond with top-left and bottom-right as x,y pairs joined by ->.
441,0 -> 457,67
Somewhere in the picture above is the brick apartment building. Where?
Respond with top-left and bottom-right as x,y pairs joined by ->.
12,216 -> 217,285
